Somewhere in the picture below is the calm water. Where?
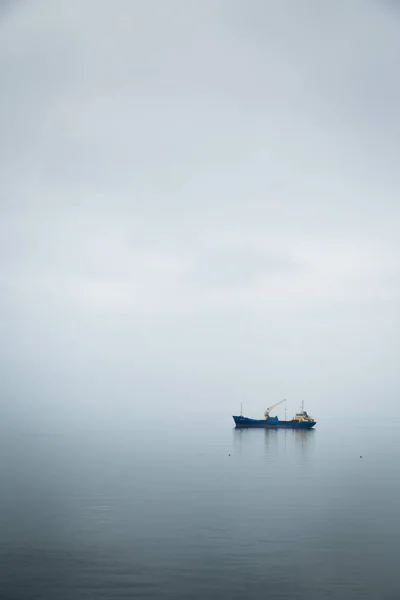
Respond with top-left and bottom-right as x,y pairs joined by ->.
1,417 -> 400,599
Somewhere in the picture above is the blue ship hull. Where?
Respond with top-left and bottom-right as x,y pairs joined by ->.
233,415 -> 316,429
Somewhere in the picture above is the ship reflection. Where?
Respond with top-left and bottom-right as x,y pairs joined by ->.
263,428 -> 279,457
264,428 -> 315,461
291,428 -> 315,449
278,428 -> 315,464
232,426 -> 253,456
233,427 -> 315,461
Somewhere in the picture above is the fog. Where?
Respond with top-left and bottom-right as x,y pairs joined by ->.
1,0 -> 399,432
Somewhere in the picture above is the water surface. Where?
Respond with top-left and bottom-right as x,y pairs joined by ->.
1,418 -> 399,599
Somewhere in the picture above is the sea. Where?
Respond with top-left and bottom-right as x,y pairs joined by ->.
1,416 -> 399,599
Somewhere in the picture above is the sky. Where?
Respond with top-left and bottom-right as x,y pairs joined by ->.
1,0 -> 399,430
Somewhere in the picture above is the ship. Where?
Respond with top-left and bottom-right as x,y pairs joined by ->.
233,399 -> 316,429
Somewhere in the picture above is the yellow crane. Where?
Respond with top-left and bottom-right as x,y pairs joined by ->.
264,399 -> 286,419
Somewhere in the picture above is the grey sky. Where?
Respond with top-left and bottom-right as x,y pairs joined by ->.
1,0 -> 399,428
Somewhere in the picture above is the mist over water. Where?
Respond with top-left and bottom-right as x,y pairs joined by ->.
2,415 -> 400,599
2,0 -> 400,597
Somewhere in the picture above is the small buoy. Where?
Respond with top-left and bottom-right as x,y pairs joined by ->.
360,456 -> 363,458
228,454 -> 231,456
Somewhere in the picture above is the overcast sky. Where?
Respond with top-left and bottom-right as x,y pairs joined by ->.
1,0 -> 399,429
